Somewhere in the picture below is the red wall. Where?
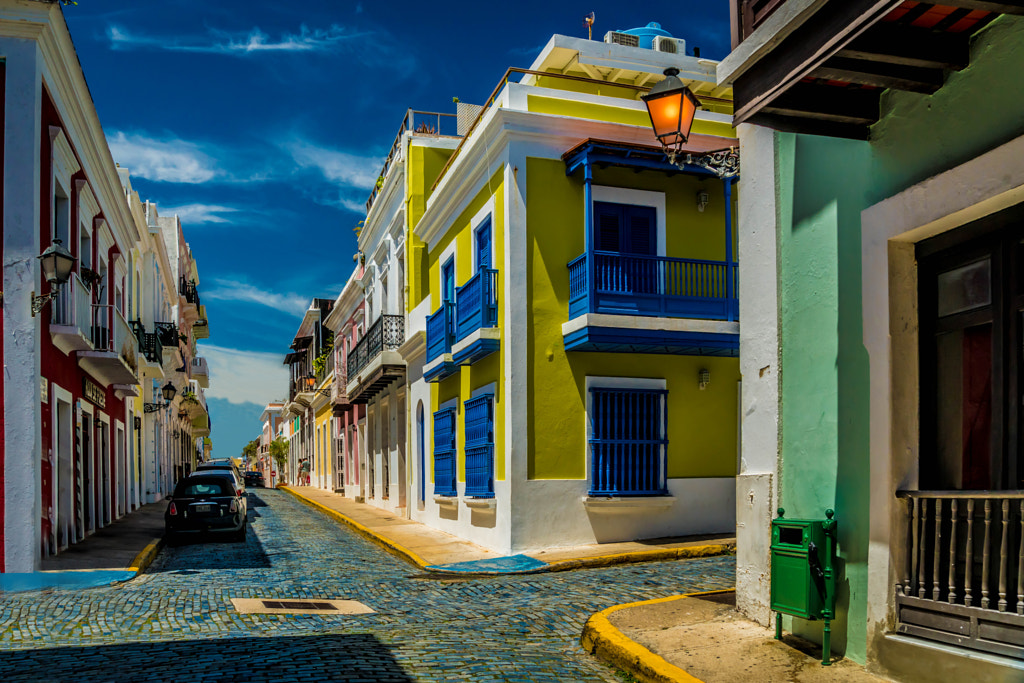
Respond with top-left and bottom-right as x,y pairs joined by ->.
38,86 -> 125,546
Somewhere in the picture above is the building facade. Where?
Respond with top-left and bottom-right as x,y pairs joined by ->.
0,0 -> 211,572
719,1 -> 1024,677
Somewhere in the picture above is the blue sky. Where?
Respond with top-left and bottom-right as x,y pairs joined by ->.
63,1 -> 731,457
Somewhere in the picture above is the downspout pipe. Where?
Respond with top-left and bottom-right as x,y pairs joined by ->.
584,158 -> 594,311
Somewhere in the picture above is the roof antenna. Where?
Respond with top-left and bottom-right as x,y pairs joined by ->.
584,12 -> 595,40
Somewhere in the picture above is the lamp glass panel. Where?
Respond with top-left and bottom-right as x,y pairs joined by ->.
646,92 -> 684,140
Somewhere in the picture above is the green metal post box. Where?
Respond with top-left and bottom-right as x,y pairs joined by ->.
770,508 -> 836,665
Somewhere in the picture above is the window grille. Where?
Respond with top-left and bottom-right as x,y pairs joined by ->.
433,408 -> 457,497
464,394 -> 494,498
588,387 -> 668,496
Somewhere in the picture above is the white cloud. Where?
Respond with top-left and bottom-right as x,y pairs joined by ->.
109,131 -> 219,184
199,345 -> 288,406
162,203 -> 239,225
283,138 -> 381,190
107,24 -> 369,55
204,279 -> 309,317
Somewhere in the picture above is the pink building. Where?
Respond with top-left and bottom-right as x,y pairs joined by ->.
324,267 -> 365,497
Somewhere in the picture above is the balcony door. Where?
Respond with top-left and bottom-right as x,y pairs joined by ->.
919,210 -> 1024,490
475,219 -> 492,271
442,258 -> 455,303
594,202 -> 656,256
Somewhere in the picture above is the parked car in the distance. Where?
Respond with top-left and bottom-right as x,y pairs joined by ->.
165,473 -> 247,543
195,461 -> 245,494
243,471 -> 263,488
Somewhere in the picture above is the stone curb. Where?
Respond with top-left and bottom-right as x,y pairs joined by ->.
126,537 -> 164,575
281,485 -> 734,576
581,589 -> 734,683
280,486 -> 431,570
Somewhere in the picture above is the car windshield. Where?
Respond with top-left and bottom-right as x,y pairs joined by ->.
174,478 -> 233,497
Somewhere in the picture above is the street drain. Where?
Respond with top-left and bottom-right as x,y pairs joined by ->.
230,598 -> 376,615
262,600 -> 335,610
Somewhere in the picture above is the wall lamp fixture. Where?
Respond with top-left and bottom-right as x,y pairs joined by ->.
31,240 -> 76,316
144,382 -> 177,413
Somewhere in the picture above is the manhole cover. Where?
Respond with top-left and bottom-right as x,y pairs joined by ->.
230,598 -> 375,615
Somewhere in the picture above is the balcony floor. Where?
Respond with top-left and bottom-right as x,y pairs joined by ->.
563,313 -> 738,357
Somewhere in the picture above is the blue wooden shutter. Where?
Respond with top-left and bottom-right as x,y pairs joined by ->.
594,202 -> 622,252
476,219 -> 492,270
589,388 -> 668,496
464,395 -> 494,497
433,408 -> 457,496
625,205 -> 656,255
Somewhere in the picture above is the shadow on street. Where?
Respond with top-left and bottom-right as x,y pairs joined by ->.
0,632 -> 414,683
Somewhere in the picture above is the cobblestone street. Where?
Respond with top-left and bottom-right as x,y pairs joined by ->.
0,489 -> 734,682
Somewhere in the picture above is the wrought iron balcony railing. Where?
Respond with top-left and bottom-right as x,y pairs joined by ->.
179,277 -> 200,307
347,314 -> 404,379
155,321 -> 180,348
131,320 -> 164,364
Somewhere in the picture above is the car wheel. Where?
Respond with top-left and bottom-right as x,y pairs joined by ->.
165,530 -> 178,546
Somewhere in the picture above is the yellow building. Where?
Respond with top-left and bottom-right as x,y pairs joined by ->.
398,24 -> 740,554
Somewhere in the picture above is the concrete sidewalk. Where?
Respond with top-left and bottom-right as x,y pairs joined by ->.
281,485 -> 735,574
583,590 -> 890,683
0,501 -> 165,593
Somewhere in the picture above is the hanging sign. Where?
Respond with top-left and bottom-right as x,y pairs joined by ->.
82,377 -> 106,409
40,378 -> 49,404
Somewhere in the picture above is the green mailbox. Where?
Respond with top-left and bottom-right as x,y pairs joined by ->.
770,508 -> 837,665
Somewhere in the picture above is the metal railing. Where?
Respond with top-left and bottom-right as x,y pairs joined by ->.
331,348 -> 348,405
288,375 -> 316,402
465,444 -> 495,498
132,321 -> 164,364
569,252 -> 738,320
455,268 -> 498,342
155,322 -> 180,348
365,110 -> 460,214
896,490 -> 1024,657
426,302 -> 455,363
52,273 -> 92,336
347,314 -> 404,378
179,277 -> 200,307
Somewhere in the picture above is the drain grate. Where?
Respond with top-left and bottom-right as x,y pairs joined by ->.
261,600 -> 337,611
230,597 -> 376,615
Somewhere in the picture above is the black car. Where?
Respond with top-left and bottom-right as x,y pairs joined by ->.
165,473 -> 247,543
244,471 -> 264,487
195,462 -> 245,495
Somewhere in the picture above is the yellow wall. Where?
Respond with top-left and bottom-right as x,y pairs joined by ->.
406,144 -> 456,311
426,172 -> 506,484
526,157 -> 739,480
527,95 -> 735,138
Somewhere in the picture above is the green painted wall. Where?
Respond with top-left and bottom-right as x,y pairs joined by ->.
526,157 -> 739,481
774,15 -> 1024,664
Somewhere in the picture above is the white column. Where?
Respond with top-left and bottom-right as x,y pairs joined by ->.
2,40 -> 43,572
736,123 -> 781,626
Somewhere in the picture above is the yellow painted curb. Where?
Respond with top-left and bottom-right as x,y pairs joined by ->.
543,542 -> 735,573
280,486 -> 431,570
126,537 -> 163,574
581,589 -> 735,683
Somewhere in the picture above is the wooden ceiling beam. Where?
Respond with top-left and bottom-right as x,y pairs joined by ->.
837,24 -> 970,70
940,0 -> 1024,15
762,83 -> 881,125
811,56 -> 945,93
746,112 -> 870,140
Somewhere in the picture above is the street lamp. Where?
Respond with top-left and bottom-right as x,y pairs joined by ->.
144,382 -> 177,413
31,239 -> 76,316
643,68 -> 740,179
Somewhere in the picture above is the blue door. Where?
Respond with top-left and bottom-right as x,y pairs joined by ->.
476,219 -> 492,270
442,258 -> 455,302
594,202 -> 656,256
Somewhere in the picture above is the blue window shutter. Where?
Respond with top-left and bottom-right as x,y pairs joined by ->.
594,202 -> 622,252
476,218 -> 492,270
588,388 -> 667,496
433,407 -> 457,497
464,395 -> 494,497
625,206 -> 656,256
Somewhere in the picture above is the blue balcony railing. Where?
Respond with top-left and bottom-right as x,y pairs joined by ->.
426,302 -> 455,364
455,268 -> 498,341
568,251 -> 738,321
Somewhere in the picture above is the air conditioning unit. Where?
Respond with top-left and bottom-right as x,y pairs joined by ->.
653,35 -> 685,55
604,31 -> 639,48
